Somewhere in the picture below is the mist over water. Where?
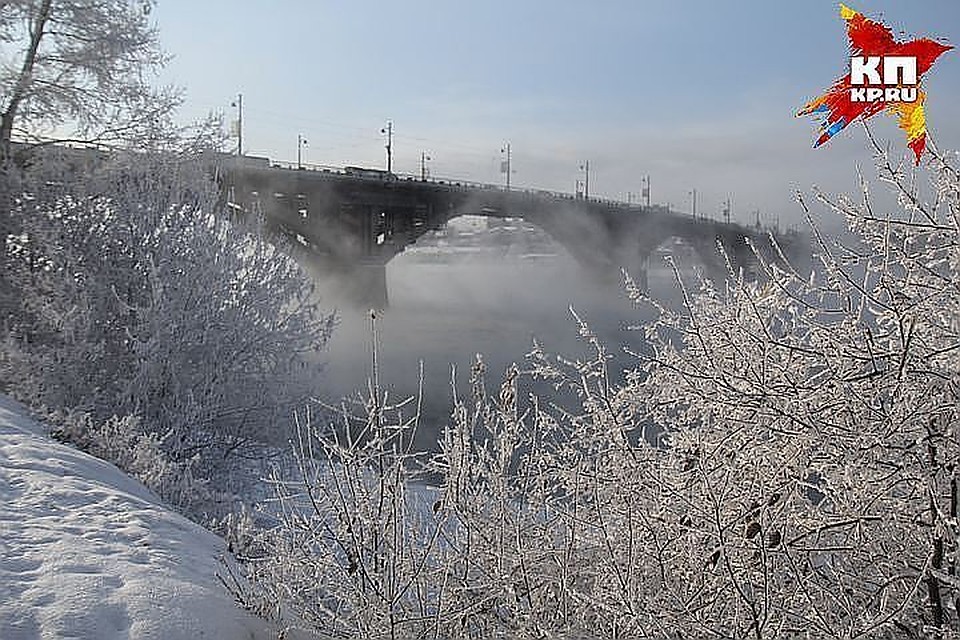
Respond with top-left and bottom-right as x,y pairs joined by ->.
313,223 -> 691,451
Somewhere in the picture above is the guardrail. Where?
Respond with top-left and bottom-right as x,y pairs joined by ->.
261,158 -> 650,210
217,155 -> 783,232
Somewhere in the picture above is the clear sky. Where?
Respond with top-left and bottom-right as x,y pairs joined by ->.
152,1 -> 959,229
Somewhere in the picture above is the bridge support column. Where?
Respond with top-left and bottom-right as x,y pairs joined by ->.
332,262 -> 389,310
299,253 -> 391,310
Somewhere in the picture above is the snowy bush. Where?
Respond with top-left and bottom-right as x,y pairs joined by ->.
49,409 -> 224,518
252,140 -> 960,639
612,141 -> 960,638
244,319 -> 447,637
0,144 -> 335,497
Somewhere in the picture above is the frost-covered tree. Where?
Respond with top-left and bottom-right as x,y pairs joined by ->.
0,0 -> 181,356
252,138 -> 960,639
0,0 -> 338,500
1,138 -> 336,512
613,139 -> 960,637
514,139 -> 960,637
0,0 -> 173,157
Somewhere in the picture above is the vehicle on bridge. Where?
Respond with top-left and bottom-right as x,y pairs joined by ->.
343,166 -> 392,180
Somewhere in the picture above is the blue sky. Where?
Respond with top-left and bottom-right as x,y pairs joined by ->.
154,1 -> 959,228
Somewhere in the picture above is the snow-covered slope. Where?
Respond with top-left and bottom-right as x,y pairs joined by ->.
0,394 -> 275,640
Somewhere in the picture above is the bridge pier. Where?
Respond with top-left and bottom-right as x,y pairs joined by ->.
295,250 -> 390,310
335,262 -> 389,310
309,261 -> 389,310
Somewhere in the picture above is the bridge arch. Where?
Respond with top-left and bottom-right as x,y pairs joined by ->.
221,162 -> 798,307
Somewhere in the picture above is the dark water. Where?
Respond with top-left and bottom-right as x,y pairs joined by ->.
314,246 -> 686,452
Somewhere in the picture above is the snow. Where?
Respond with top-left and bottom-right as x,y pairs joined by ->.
0,394 -> 275,640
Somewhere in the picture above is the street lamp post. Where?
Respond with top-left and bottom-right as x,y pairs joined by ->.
501,142 -> 512,190
231,93 -> 243,156
580,161 -> 590,199
297,134 -> 308,169
381,121 -> 393,174
690,188 -> 698,218
420,151 -> 431,181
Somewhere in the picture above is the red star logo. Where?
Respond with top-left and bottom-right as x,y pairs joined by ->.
798,4 -> 951,164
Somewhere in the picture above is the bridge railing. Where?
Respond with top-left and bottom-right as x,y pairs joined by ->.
246,156 -> 737,222
268,160 -> 350,174
391,172 -> 648,211
260,156 -> 646,209
232,157 -> 785,233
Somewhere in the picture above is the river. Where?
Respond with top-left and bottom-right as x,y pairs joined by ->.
314,219 -> 693,452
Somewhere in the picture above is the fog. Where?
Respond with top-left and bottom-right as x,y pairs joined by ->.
312,217 -> 697,451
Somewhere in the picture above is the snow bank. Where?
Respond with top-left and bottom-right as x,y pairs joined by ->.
0,395 -> 275,640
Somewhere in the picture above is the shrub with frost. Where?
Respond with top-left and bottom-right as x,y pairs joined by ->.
614,141 -> 960,637
253,140 -> 959,639
1,143 -> 334,501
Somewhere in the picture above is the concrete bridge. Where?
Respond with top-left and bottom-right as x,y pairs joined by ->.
219,156 -> 807,307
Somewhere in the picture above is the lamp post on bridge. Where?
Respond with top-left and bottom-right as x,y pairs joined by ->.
231,93 -> 243,156
381,120 -> 393,175
689,188 -> 698,218
420,151 -> 431,181
500,142 -> 512,190
579,160 -> 590,200
297,134 -> 308,170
